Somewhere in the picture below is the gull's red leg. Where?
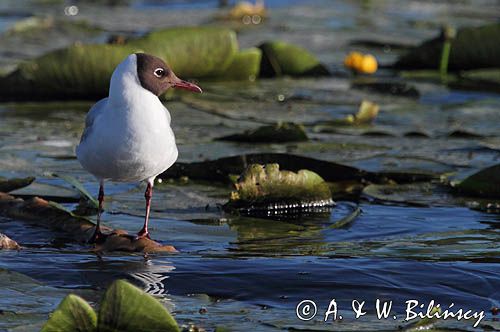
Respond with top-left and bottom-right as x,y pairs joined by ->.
89,181 -> 105,243
137,182 -> 152,239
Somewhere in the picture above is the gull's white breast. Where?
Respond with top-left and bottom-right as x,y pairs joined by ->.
76,93 -> 178,182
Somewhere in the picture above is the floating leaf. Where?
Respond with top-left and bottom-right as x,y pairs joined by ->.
459,68 -> 500,84
98,280 -> 179,332
395,23 -> 500,70
400,68 -> 500,92
447,129 -> 485,138
363,183 -> 436,207
220,48 -> 262,81
349,38 -> 414,51
0,176 -> 35,192
452,164 -> 500,198
454,68 -> 500,92
128,26 -> 238,78
9,181 -> 81,203
161,153 -> 368,183
225,163 -> 333,213
259,41 -> 329,77
54,174 -> 98,208
5,16 -> 99,36
41,294 -> 97,332
0,27 -> 238,100
217,122 -> 308,142
352,80 -> 419,98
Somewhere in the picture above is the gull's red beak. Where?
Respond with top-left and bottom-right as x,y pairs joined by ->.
172,77 -> 202,93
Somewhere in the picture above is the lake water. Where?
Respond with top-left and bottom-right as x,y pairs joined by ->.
0,1 -> 499,331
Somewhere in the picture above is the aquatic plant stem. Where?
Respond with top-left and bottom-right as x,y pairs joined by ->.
439,40 -> 451,79
439,25 -> 456,80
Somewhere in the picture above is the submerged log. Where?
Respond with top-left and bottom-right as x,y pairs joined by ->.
0,193 -> 176,253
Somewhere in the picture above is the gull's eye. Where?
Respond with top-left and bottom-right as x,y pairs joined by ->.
153,68 -> 165,78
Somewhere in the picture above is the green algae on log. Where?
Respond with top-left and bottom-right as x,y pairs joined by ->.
0,192 -> 176,253
225,163 -> 334,214
0,27 -> 237,100
394,23 -> 500,71
42,280 -> 179,332
259,41 -> 330,77
220,47 -> 262,80
217,122 -> 308,142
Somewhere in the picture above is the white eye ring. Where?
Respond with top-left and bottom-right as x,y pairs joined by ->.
154,68 -> 165,78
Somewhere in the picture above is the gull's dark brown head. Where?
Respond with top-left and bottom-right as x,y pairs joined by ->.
135,53 -> 202,96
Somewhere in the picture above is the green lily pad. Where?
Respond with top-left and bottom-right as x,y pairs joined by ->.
225,163 -> 333,212
6,43 -> 134,99
395,23 -> 500,70
98,280 -> 179,332
217,122 -> 308,143
220,47 -> 262,81
0,27 -> 238,100
0,176 -> 35,192
128,26 -> 238,78
452,164 -> 500,198
41,294 -> 97,332
258,41 -> 329,77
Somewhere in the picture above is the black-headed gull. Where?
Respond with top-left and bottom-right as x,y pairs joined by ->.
76,53 -> 202,243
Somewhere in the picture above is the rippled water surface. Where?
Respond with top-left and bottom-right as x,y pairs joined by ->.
0,1 -> 499,331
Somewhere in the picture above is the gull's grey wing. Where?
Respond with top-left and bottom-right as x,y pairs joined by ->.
79,98 -> 107,144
